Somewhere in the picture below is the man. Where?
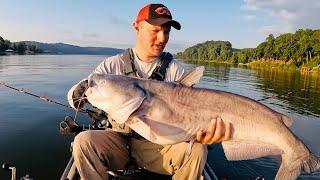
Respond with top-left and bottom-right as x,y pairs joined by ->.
68,3 -> 232,180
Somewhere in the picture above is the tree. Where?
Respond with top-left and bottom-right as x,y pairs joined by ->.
11,43 -> 17,51
255,42 -> 267,59
310,30 -> 320,57
296,29 -> 313,63
28,44 -> 37,52
0,36 -> 12,52
230,52 -> 239,63
238,52 -> 249,63
17,42 -> 27,54
264,34 -> 275,59
274,33 -> 297,61
176,29 -> 320,69
4,40 -> 11,50
0,36 -> 5,51
176,40 -> 234,61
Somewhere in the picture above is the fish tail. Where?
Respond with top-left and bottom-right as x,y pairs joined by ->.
276,153 -> 320,180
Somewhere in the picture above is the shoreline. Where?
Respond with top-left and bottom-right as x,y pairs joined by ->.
180,59 -> 320,76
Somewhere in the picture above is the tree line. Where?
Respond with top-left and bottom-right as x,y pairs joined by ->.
176,29 -> 320,69
0,36 -> 43,55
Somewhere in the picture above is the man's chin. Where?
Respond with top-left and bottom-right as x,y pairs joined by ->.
152,50 -> 164,56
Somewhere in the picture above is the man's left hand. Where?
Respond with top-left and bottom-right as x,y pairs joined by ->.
196,117 -> 232,144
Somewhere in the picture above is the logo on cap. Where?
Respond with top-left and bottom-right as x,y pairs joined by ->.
154,7 -> 171,16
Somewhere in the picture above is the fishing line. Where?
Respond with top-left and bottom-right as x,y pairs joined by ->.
1,82 -> 114,129
0,82 -> 86,114
73,88 -> 89,121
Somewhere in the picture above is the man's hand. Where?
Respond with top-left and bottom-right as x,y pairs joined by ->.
196,117 -> 232,144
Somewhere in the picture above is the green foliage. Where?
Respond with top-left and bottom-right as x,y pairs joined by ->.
0,36 -> 11,52
274,33 -> 297,61
176,40 -> 233,62
28,44 -> 37,52
0,35 -> 43,55
177,29 -> 320,70
264,34 -> 276,59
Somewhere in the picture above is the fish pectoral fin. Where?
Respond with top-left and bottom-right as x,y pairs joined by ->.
127,115 -> 186,144
178,66 -> 204,87
221,140 -> 283,161
149,129 -> 157,142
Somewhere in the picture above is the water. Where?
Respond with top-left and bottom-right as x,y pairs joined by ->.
0,55 -> 319,179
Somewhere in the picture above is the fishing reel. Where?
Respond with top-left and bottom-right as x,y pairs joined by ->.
59,108 -> 110,136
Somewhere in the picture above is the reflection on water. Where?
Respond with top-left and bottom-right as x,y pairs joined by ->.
0,56 -> 319,179
255,69 -> 320,117
0,55 -> 107,179
185,61 -> 320,118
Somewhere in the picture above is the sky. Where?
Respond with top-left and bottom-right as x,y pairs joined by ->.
1,0 -> 320,53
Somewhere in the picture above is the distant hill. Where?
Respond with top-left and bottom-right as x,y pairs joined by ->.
20,41 -> 124,55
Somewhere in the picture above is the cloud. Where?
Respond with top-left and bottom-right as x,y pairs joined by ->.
242,0 -> 320,35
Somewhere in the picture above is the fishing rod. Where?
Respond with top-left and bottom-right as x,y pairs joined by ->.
0,82 -> 86,113
1,82 -> 109,180
1,81 -> 293,105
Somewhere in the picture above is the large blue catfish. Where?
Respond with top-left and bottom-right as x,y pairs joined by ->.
85,66 -> 320,180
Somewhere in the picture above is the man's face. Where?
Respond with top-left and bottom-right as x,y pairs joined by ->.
135,21 -> 171,59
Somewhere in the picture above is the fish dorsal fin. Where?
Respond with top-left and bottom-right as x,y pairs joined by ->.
178,66 -> 204,87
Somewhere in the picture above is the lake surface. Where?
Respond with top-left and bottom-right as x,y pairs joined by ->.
0,55 -> 319,179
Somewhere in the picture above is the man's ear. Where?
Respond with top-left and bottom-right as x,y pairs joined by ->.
133,22 -> 139,32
